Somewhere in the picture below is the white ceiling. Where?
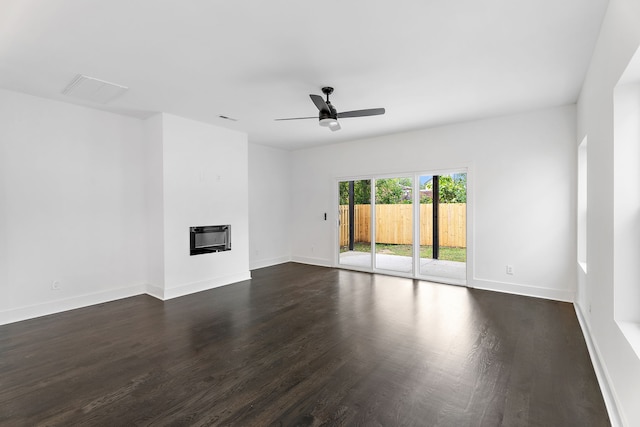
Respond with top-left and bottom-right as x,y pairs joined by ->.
0,0 -> 609,150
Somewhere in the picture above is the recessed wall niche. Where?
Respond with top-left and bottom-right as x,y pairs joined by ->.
613,44 -> 640,359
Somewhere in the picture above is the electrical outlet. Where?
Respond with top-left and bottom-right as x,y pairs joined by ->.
506,265 -> 514,275
51,280 -> 61,290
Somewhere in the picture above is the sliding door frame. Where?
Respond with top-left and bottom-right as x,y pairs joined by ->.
334,166 -> 473,287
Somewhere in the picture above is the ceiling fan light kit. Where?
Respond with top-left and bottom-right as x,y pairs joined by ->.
319,117 -> 338,127
276,86 -> 385,131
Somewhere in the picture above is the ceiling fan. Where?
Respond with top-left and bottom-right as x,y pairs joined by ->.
275,87 -> 385,131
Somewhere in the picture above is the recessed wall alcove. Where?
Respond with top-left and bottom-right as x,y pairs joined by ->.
613,44 -> 640,359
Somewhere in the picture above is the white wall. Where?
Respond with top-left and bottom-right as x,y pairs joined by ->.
159,114 -> 251,298
0,89 -> 148,324
291,105 -> 576,301
248,143 -> 292,269
144,114 -> 165,293
576,0 -> 640,425
0,91 -> 252,322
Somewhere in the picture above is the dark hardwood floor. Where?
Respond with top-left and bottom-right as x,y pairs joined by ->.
0,263 -> 609,426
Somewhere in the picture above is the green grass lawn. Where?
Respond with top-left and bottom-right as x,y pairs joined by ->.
341,242 -> 466,263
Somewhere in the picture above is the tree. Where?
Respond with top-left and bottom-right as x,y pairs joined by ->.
341,179 -> 411,204
340,174 -> 465,205
421,174 -> 466,203
339,180 -> 371,205
375,178 -> 406,204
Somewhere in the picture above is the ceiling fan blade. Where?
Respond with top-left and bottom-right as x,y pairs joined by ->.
310,94 -> 329,112
337,108 -> 385,118
329,121 -> 341,132
274,116 -> 317,121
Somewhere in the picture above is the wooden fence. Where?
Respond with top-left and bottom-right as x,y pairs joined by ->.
339,204 -> 466,247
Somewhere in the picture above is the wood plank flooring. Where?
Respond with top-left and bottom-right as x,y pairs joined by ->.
0,263 -> 609,426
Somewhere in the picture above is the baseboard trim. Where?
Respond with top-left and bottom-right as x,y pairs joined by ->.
574,303 -> 624,427
471,278 -> 574,302
159,271 -> 252,301
291,256 -> 332,267
0,284 -> 146,326
0,271 -> 255,324
145,283 -> 165,300
250,255 -> 291,270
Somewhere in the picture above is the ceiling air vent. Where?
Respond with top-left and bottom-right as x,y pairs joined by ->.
62,74 -> 128,104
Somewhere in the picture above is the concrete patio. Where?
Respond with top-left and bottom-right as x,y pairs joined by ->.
339,251 -> 466,283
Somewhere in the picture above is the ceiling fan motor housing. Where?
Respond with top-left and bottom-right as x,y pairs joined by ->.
319,103 -> 338,120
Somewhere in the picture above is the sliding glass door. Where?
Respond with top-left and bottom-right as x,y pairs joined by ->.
337,170 -> 467,286
338,179 -> 372,269
374,177 -> 413,273
418,173 -> 467,285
